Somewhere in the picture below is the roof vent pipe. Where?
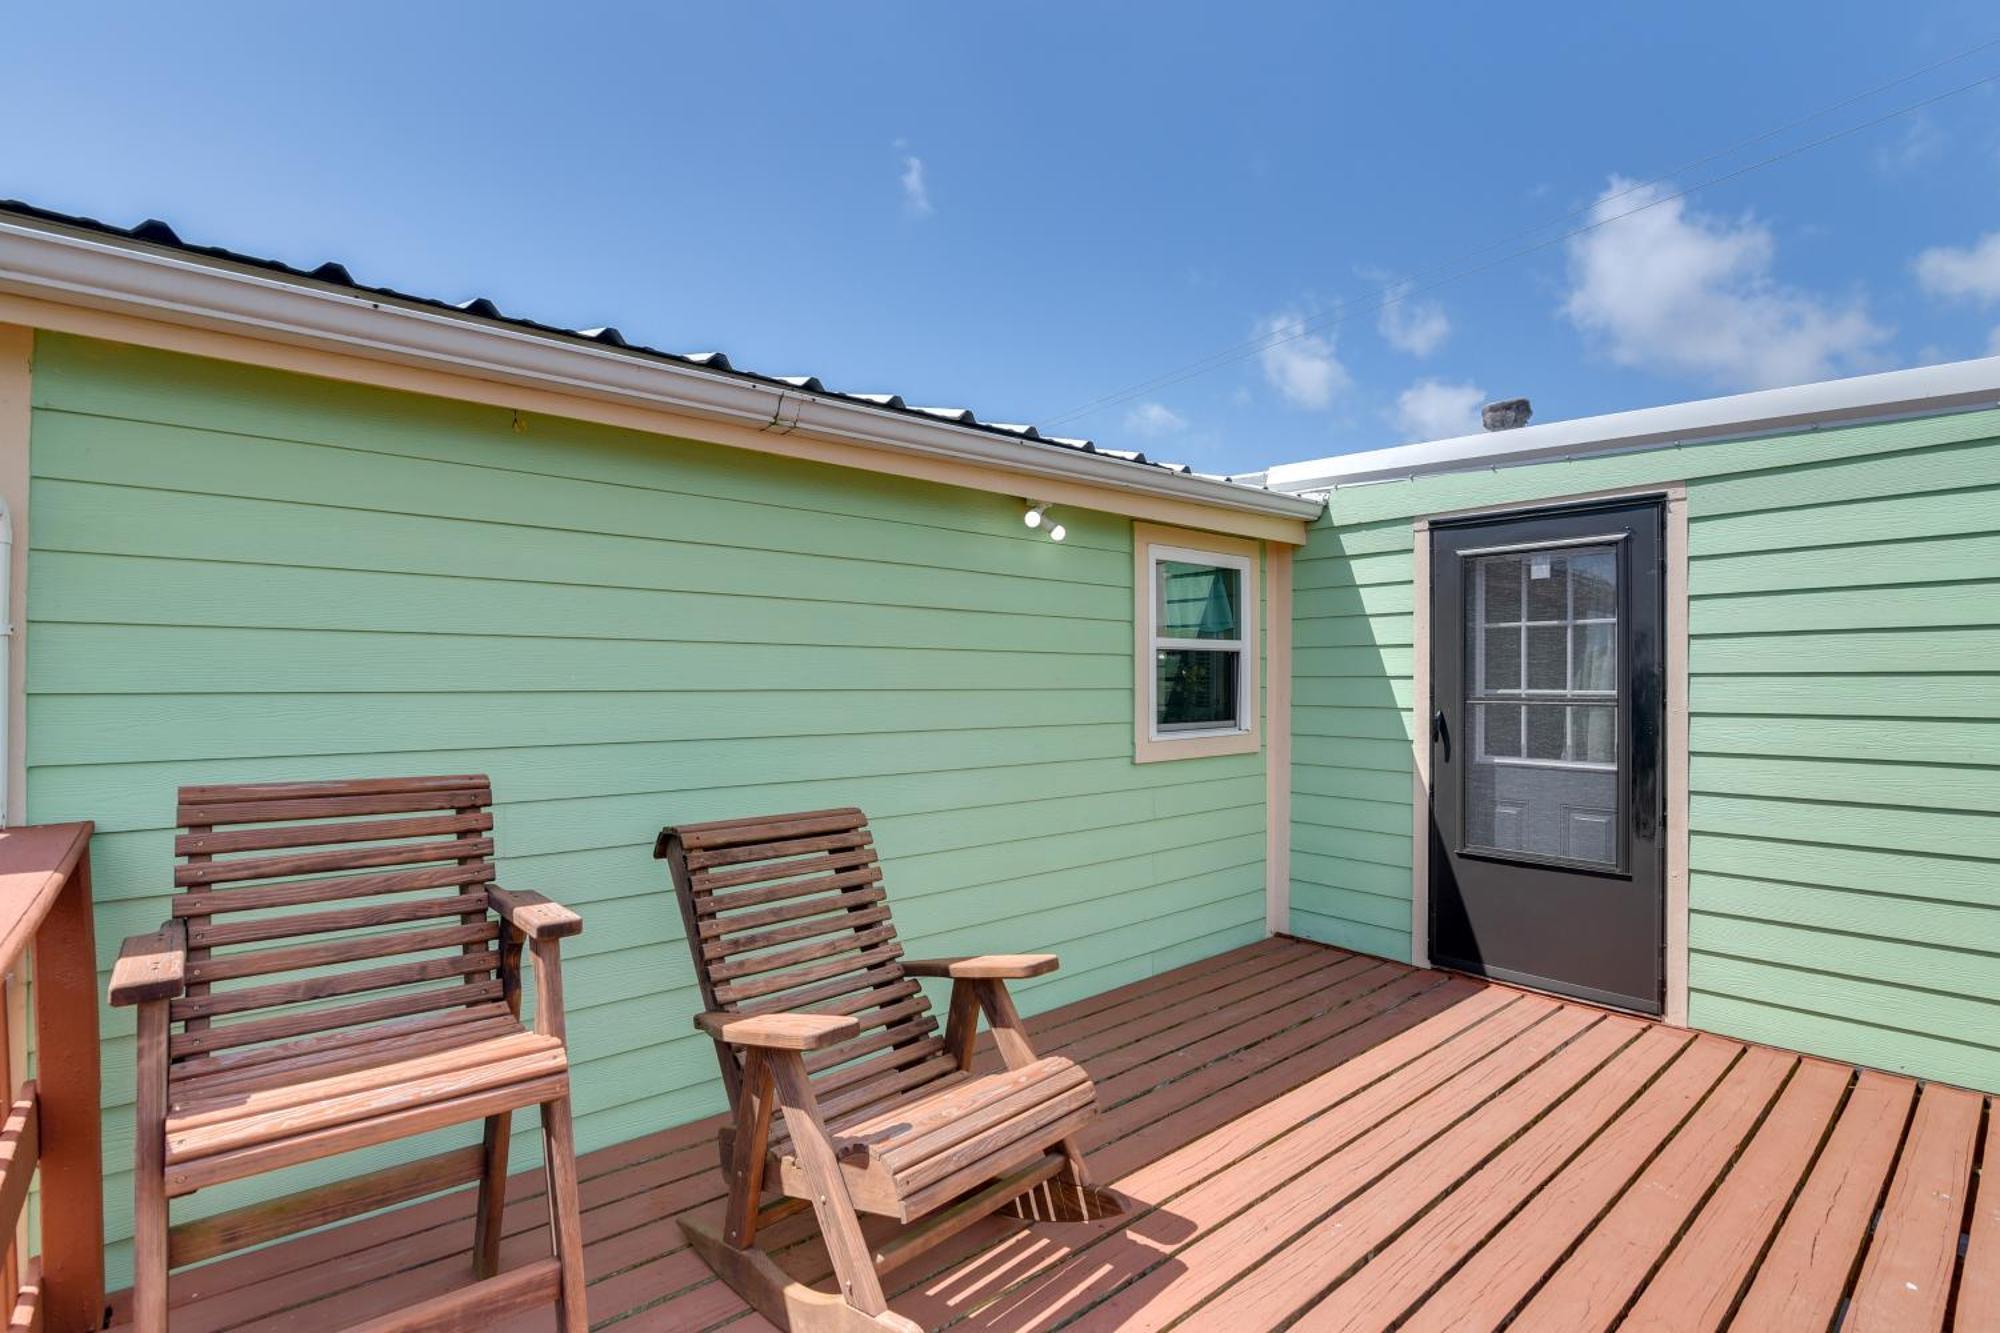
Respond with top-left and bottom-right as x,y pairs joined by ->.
1482,398 -> 1532,431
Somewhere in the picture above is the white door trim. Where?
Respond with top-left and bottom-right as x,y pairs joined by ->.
1409,482 -> 1690,1024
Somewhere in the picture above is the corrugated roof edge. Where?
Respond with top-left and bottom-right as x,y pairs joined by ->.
1265,354 -> 2000,492
0,199 -> 1318,519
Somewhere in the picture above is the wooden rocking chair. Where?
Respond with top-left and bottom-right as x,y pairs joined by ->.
656,807 -> 1119,1333
107,775 -> 590,1333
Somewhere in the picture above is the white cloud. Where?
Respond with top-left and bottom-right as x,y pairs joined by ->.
1988,326 -> 2000,357
1915,232 -> 2000,304
1255,310 -> 1349,409
1392,378 -> 1485,440
1123,402 -> 1188,437
1378,282 -> 1451,357
899,155 -> 932,217
1562,177 -> 1888,390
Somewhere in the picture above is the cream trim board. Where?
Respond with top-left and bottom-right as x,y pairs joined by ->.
0,292 -> 1312,546
1408,484 -> 1690,1023
1409,520 -> 1432,968
1263,545 -> 1293,934
0,324 -> 25,827
1132,522 -> 1261,764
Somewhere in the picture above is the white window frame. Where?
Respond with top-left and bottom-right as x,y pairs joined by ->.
1133,523 -> 1260,763
1466,540 -> 1620,773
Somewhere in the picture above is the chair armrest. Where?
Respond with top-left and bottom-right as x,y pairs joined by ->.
903,954 -> 1060,980
108,921 -> 187,1006
694,1011 -> 860,1051
488,886 -> 583,940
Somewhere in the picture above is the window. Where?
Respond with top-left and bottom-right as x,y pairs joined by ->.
1134,524 -> 1259,761
1466,544 -> 1618,770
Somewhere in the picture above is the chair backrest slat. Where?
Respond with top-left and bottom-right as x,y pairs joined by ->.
658,808 -> 949,1116
173,862 -> 497,917
168,774 -> 502,1071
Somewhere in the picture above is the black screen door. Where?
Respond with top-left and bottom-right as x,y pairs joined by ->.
1429,497 -> 1666,1014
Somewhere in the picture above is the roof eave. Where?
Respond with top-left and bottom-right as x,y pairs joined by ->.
0,214 -> 1322,522
1264,357 -> 2000,491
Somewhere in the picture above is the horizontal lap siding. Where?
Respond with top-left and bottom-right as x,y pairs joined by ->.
1291,407 -> 2000,1094
28,334 -> 1267,1283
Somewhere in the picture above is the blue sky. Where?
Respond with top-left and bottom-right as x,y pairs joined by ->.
7,3 -> 2000,476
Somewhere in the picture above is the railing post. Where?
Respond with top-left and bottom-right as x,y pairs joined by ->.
31,835 -> 101,1333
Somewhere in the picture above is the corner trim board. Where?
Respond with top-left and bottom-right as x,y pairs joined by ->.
0,324 -> 24,828
1264,544 -> 1293,934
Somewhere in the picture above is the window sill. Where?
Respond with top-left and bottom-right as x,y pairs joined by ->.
1134,727 -> 1260,763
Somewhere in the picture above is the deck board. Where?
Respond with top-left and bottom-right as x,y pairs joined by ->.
107,939 -> 1998,1332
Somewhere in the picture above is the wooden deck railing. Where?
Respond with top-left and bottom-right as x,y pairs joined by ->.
0,823 -> 102,1333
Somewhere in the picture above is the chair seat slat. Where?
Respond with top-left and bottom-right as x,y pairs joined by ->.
176,811 -> 493,858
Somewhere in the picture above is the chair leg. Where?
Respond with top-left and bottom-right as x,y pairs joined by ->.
767,1054 -> 892,1318
133,1001 -> 170,1333
473,1110 -> 512,1278
539,1096 -> 590,1333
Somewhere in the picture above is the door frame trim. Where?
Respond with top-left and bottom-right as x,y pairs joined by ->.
1410,481 -> 1690,1025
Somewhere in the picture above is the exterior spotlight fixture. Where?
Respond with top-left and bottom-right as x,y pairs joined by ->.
1024,501 -> 1048,530
1048,523 -> 1067,542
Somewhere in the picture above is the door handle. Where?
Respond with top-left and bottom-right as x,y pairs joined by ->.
1431,709 -> 1450,760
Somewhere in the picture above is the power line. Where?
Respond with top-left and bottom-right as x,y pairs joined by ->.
1043,39 -> 2000,429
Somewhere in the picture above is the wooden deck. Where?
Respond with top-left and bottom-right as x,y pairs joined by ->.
110,937 -> 1998,1331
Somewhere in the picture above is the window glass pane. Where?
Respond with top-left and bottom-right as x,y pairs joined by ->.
1482,626 -> 1521,693
1525,552 -> 1567,621
1572,548 -> 1617,619
1571,705 -> 1616,763
1525,625 -> 1567,691
1524,704 -> 1566,760
1158,561 -> 1240,640
1477,703 -> 1522,758
1156,649 -> 1239,729
1482,556 -> 1522,623
1572,623 -> 1616,693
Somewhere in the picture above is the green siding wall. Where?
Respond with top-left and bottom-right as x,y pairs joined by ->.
1290,406 -> 2000,1093
25,333 -> 1268,1282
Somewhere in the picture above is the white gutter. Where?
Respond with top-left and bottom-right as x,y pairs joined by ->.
1265,357 -> 2000,491
0,215 -> 1321,521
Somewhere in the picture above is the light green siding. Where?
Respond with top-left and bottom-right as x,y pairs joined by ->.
26,334 -> 1268,1282
1290,406 -> 2000,1093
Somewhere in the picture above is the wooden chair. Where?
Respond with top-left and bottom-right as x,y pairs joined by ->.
655,807 -> 1120,1333
107,775 -> 590,1333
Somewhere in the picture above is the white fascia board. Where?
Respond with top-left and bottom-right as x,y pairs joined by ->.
0,216 -> 1323,521
1264,357 -> 2000,491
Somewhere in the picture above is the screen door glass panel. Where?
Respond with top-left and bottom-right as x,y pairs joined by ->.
1464,545 -> 1621,868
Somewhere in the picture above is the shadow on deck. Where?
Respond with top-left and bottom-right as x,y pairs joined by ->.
110,938 -> 1998,1331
